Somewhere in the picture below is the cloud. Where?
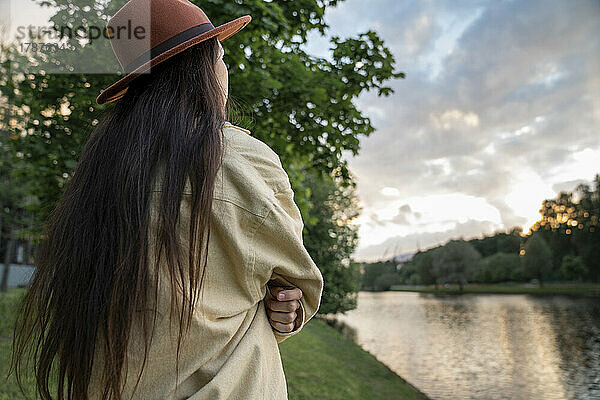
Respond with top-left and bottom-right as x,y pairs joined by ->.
399,204 -> 412,213
390,204 -> 421,225
306,0 -> 600,259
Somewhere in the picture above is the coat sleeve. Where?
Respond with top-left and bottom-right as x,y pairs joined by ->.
250,184 -> 324,343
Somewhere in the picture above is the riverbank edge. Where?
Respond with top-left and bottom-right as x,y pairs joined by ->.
317,315 -> 430,400
382,283 -> 600,297
389,288 -> 600,297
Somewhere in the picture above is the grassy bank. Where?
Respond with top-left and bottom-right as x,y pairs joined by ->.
0,289 -> 426,400
0,289 -> 38,400
279,318 -> 426,400
391,282 -> 600,296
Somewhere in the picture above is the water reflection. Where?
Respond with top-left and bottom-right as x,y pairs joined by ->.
337,292 -> 600,400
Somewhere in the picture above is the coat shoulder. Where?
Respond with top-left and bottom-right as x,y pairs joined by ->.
216,123 -> 292,217
223,123 -> 281,167
222,123 -> 291,193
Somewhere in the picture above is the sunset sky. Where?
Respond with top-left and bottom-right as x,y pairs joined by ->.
305,0 -> 600,260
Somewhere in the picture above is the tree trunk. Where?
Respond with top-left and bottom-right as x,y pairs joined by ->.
25,237 -> 32,265
0,226 -> 15,292
34,242 -> 39,264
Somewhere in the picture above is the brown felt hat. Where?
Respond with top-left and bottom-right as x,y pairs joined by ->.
96,0 -> 251,104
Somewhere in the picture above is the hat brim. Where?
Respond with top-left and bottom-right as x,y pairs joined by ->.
96,15 -> 251,105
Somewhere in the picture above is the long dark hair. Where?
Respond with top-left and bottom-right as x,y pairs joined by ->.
10,36 -> 227,400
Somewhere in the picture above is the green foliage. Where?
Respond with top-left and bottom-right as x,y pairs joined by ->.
405,273 -> 421,286
522,233 -> 553,284
372,272 -> 399,291
432,240 -> 481,290
477,252 -> 521,283
0,49 -> 31,239
3,0 -> 404,236
396,257 -> 417,284
0,139 -> 24,232
412,250 -> 436,285
508,256 -> 529,282
371,179 -> 600,289
531,174 -> 600,281
303,172 -> 361,314
361,261 -> 397,290
396,250 -> 436,286
559,255 -> 588,281
403,282 -> 600,296
469,228 -> 521,257
397,229 -> 522,288
2,1 -> 403,313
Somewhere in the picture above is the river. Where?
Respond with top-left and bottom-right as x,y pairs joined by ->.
336,291 -> 600,400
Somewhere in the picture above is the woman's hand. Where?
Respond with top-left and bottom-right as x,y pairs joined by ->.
266,284 -> 303,333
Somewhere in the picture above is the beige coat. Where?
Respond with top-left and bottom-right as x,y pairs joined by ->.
88,122 -> 324,399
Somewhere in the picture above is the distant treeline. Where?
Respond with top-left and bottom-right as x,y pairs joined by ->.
362,174 -> 599,291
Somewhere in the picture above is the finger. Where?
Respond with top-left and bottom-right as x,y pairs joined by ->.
271,286 -> 303,301
266,299 -> 300,313
266,299 -> 300,312
270,320 -> 295,333
267,309 -> 297,324
267,283 -> 290,298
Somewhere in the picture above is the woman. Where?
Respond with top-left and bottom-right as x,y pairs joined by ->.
10,0 -> 324,399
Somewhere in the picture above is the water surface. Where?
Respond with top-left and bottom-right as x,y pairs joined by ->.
337,292 -> 600,400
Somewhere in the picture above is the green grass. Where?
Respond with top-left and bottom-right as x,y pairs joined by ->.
280,319 -> 427,400
1,288 -> 426,399
392,282 -> 600,296
0,288 -> 39,400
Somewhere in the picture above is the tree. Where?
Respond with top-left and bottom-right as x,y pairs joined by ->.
531,174 -> 600,281
509,256 -> 530,282
396,258 -> 417,284
531,192 -> 579,275
469,228 -> 521,258
478,252 -> 520,283
303,171 -> 361,314
522,233 -> 553,286
411,250 -> 437,285
432,240 -> 481,291
361,261 -> 396,290
373,272 -> 398,291
559,255 -> 588,281
571,177 -> 600,281
3,1 -> 403,311
5,0 -> 405,234
0,48 -> 32,292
